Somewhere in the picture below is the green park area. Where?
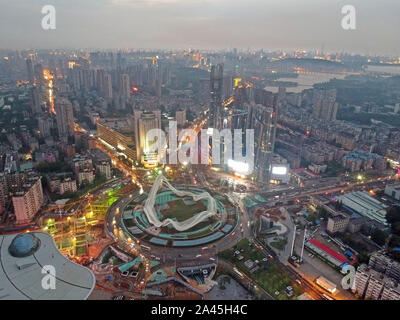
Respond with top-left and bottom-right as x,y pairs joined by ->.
270,238 -> 288,251
218,238 -> 302,300
162,199 -> 207,222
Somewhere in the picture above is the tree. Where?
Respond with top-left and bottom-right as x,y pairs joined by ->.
386,206 -> 400,236
389,235 -> 400,248
357,252 -> 370,265
386,207 -> 400,224
371,228 -> 387,246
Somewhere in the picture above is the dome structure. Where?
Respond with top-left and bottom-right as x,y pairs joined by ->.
8,233 -> 41,258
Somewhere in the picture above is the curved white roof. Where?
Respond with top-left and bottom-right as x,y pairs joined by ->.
0,232 -> 95,300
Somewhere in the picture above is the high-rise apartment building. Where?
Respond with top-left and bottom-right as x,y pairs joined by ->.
312,89 -> 338,121
30,86 -> 42,114
37,115 -> 53,138
369,252 -> 400,282
103,74 -> 113,99
11,175 -> 44,224
355,264 -> 400,300
26,57 -> 35,84
120,73 -> 131,98
96,161 -> 112,180
55,97 -> 74,141
175,109 -> 187,128
249,103 -> 275,183
34,63 -> 44,87
96,69 -> 105,93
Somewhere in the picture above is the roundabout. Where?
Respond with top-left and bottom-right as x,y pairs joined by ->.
118,175 -> 239,248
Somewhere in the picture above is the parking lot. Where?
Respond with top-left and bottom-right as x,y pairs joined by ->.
293,229 -> 355,300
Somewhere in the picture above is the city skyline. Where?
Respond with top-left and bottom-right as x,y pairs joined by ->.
1,0 -> 400,55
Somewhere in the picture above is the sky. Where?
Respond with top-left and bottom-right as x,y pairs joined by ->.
0,0 -> 399,55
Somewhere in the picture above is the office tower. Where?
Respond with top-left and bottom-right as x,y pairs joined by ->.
26,57 -> 35,84
55,97 -> 74,141
250,88 -> 283,184
312,89 -> 338,121
175,110 -> 187,128
250,103 -> 275,183
134,110 -> 161,167
103,74 -> 113,99
37,115 -> 53,138
30,86 -> 42,114
12,175 -> 44,224
233,83 -> 248,110
209,64 -> 224,130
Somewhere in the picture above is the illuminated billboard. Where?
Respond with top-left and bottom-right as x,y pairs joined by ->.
271,166 -> 287,175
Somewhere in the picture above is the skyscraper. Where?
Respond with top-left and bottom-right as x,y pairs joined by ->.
26,57 -> 35,84
34,63 -> 44,87
249,103 -> 275,183
134,110 -> 161,167
209,64 -> 224,130
55,97 -> 74,141
30,86 -> 42,114
251,88 -> 284,184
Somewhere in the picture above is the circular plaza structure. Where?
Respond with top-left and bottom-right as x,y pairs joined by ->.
120,175 -> 238,248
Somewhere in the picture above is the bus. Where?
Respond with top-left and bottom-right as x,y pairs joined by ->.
315,276 -> 337,294
233,267 -> 244,279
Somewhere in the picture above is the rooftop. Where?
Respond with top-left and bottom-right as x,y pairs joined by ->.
0,232 -> 95,300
